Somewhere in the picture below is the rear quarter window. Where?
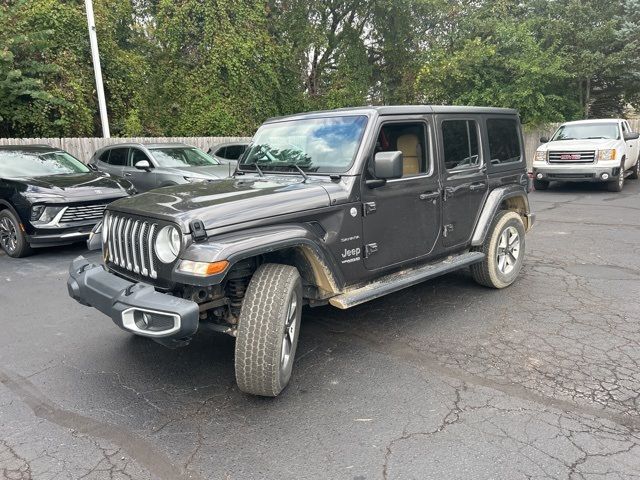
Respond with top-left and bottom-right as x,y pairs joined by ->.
486,118 -> 522,165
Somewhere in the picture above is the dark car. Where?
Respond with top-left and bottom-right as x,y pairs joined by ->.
88,143 -> 234,193
208,141 -> 249,163
0,145 -> 135,257
68,106 -> 535,396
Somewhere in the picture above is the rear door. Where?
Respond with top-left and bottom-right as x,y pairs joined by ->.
361,117 -> 442,270
100,147 -> 129,178
437,116 -> 488,248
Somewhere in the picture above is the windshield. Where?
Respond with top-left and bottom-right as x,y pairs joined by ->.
0,150 -> 90,177
150,147 -> 220,167
552,123 -> 620,141
239,115 -> 368,174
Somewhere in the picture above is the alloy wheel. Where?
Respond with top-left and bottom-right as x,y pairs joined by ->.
496,226 -> 520,275
0,217 -> 18,254
281,294 -> 298,371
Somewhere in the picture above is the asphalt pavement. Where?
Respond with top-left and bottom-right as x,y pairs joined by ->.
1,180 -> 639,479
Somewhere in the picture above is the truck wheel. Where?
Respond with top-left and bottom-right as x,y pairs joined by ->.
533,179 -> 549,190
606,160 -> 625,192
235,263 -> 302,397
629,155 -> 639,180
0,210 -> 33,258
471,211 -> 525,289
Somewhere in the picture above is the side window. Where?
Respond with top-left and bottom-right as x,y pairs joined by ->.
224,145 -> 246,160
486,118 -> 522,165
213,146 -> 227,158
374,122 -> 429,177
129,148 -> 150,166
107,148 -> 129,166
98,150 -> 110,163
441,120 -> 480,171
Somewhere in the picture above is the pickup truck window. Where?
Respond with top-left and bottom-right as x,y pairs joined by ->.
239,115 -> 368,174
442,120 -> 480,171
552,123 -> 619,141
487,118 -> 522,164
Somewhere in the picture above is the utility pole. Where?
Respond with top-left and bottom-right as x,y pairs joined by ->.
84,0 -> 110,138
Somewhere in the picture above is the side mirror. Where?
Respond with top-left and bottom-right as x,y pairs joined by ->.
540,136 -> 549,143
134,159 -> 151,171
87,163 -> 98,171
623,132 -> 640,141
374,151 -> 403,178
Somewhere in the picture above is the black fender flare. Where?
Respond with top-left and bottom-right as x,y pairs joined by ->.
470,185 -> 534,246
173,224 -> 344,292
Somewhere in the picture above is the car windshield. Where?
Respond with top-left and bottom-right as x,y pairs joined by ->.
552,123 -> 619,141
239,115 -> 368,174
0,150 -> 90,177
150,147 -> 220,167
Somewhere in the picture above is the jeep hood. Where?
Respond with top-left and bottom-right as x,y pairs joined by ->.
109,177 -> 331,231
539,139 -> 619,151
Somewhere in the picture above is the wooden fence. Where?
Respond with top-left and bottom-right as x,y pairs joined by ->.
0,136 -> 251,163
2,119 -> 639,169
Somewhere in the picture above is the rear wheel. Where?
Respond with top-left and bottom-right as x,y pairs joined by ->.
0,210 -> 33,258
235,263 -> 302,397
533,179 -> 549,190
629,155 -> 639,180
471,211 -> 525,289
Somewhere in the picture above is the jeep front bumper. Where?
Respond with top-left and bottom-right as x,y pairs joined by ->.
67,256 -> 199,348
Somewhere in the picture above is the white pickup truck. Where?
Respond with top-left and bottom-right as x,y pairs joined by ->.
532,119 -> 640,192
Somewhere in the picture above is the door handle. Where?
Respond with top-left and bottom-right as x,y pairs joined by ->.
124,173 -> 133,176
419,191 -> 440,201
469,182 -> 486,191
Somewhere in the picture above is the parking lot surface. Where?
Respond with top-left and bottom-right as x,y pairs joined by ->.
1,181 -> 639,480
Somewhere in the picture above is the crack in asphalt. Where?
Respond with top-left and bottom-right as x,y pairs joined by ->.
0,367 -> 202,480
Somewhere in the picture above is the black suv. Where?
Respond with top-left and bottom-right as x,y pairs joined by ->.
0,145 -> 135,257
68,106 -> 535,396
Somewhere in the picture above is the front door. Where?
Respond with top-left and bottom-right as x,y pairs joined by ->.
437,116 -> 488,248
122,148 -> 158,192
362,119 -> 442,271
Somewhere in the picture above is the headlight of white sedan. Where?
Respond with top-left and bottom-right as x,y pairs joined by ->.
184,176 -> 209,183
155,226 -> 181,263
534,150 -> 547,162
596,149 -> 616,161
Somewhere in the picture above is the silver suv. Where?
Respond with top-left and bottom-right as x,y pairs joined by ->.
89,143 -> 234,192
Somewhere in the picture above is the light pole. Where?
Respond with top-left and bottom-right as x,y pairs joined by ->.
84,0 -> 110,138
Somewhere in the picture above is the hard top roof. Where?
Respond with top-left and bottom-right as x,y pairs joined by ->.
266,105 -> 519,123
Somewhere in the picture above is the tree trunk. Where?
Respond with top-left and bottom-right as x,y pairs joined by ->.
584,77 -> 591,119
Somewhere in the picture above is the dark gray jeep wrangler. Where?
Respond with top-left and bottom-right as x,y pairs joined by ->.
68,106 -> 535,397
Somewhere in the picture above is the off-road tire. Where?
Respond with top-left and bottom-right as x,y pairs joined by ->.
533,179 -> 549,191
235,263 -> 302,397
471,210 -> 525,289
606,159 -> 625,192
0,210 -> 33,258
629,155 -> 639,180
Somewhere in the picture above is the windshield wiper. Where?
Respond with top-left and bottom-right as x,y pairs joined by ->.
288,164 -> 309,182
253,163 -> 264,177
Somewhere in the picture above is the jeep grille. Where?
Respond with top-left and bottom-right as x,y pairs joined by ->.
548,151 -> 595,163
103,212 -> 158,279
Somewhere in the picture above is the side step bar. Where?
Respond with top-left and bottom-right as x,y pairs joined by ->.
329,251 -> 485,309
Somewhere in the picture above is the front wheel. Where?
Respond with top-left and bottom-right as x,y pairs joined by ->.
471,211 -> 525,289
533,179 -> 549,191
235,263 -> 302,397
606,160 -> 625,192
0,210 -> 33,258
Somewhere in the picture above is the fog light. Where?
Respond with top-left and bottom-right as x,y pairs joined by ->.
601,173 -> 609,180
536,173 -> 543,179
134,311 -> 151,330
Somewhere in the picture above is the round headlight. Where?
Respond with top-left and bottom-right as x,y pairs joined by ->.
155,226 -> 181,263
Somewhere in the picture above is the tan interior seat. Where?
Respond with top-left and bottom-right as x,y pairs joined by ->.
397,134 -> 421,176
